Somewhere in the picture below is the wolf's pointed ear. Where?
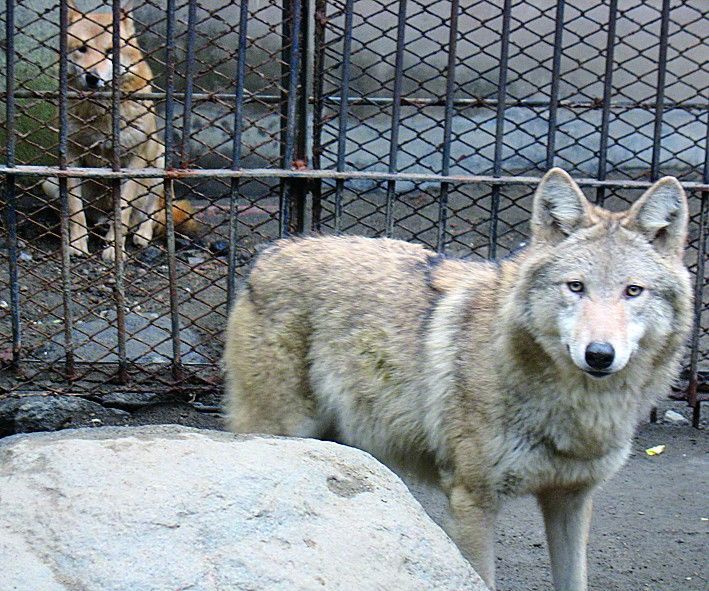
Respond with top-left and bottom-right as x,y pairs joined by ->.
625,176 -> 688,258
531,168 -> 592,245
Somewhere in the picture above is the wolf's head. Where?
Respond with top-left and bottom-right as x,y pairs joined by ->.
66,0 -> 146,92
518,168 -> 692,382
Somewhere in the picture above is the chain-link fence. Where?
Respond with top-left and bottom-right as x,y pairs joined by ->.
1,0 -> 707,423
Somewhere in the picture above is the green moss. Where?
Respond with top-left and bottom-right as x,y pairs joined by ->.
1,67 -> 58,167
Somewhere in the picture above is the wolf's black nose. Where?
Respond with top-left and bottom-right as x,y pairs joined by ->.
585,342 -> 615,370
85,73 -> 100,88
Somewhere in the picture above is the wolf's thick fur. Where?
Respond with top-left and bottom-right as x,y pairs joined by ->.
222,169 -> 692,590
42,0 -> 197,261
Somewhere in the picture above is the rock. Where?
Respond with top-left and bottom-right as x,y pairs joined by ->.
34,311 -> 208,365
0,426 -> 486,591
187,256 -> 205,266
19,251 -> 33,262
663,410 -> 689,425
100,391 -> 174,410
0,396 -> 129,436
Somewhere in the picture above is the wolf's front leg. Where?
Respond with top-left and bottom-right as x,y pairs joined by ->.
448,484 -> 498,589
537,487 -> 594,591
103,178 -> 140,262
66,176 -> 90,256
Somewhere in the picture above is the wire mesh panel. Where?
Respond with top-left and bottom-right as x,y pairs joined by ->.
0,0 -> 707,422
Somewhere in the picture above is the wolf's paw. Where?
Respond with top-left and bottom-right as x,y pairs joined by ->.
101,245 -> 116,263
133,233 -> 151,248
68,240 -> 90,258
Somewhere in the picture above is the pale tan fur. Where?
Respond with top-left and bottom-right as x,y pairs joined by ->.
222,168 -> 693,590
42,1 -> 196,261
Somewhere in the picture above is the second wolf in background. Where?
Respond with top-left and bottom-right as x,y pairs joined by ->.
43,0 -> 197,261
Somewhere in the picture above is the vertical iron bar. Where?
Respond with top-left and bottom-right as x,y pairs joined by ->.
385,0 -> 407,238
688,117 -> 709,428
164,0 -> 182,379
179,0 -> 198,168
112,0 -> 128,383
4,0 -> 20,365
334,0 -> 354,235
595,0 -> 618,206
311,0 -> 328,231
294,0 -> 309,234
279,0 -> 304,237
545,0 -> 565,170
437,0 -> 460,253
689,191 -> 706,428
227,0 -> 249,310
58,0 -> 75,378
650,0 -> 671,181
488,0 -> 512,260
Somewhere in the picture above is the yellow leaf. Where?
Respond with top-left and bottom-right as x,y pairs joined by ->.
645,445 -> 666,456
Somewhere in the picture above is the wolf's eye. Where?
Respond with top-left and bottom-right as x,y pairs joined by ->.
567,281 -> 584,294
78,45 -> 88,54
625,285 -> 644,298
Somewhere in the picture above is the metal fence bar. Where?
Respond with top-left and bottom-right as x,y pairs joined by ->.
595,0 -> 618,206
179,0 -> 198,168
3,0 -> 20,366
163,0 -> 183,380
689,190 -> 706,428
111,0 -> 128,383
5,165 -> 707,190
437,0 -> 460,253
488,0 -> 513,260
334,0 -> 355,234
3,90 -> 706,113
227,0 -> 250,310
651,0 -> 671,181
310,0 -> 327,231
278,0 -> 305,237
58,0 -> 75,379
385,0 -> 407,238
545,0 -> 565,169
688,117 -> 709,427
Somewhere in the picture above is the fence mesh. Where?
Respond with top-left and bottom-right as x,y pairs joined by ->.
0,0 -> 707,419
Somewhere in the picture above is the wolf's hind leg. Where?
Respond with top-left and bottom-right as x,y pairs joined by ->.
223,292 -> 319,438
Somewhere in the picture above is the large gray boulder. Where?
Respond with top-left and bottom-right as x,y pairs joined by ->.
0,426 -> 487,591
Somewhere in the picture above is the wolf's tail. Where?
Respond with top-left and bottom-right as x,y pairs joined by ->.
153,196 -> 203,238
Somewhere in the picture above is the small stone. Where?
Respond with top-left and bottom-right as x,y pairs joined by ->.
19,251 -> 32,262
209,240 -> 229,256
138,246 -> 163,265
187,256 -> 205,266
663,410 -> 689,425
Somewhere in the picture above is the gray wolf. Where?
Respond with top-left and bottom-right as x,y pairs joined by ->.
222,168 -> 692,590
42,0 -> 196,261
